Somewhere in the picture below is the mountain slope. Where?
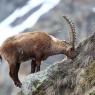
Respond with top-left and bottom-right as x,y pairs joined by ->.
17,33 -> 95,95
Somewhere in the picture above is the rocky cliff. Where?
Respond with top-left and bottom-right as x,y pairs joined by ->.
17,32 -> 95,95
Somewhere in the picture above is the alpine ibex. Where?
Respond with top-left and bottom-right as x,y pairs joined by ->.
0,16 -> 76,88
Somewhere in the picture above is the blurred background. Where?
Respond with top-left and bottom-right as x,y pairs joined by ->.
0,0 -> 95,95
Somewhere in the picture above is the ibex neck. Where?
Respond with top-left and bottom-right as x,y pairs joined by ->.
49,40 -> 71,56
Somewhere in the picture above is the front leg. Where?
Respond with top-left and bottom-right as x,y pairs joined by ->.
35,60 -> 41,72
31,59 -> 36,73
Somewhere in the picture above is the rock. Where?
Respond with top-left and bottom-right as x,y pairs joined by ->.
17,34 -> 95,95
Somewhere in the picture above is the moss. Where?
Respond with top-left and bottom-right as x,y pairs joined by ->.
32,80 -> 41,92
32,80 -> 48,95
32,83 -> 47,95
82,61 -> 95,89
31,77 -> 55,95
89,92 -> 95,95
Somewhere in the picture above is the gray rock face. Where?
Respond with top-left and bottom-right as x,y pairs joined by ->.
18,33 -> 95,95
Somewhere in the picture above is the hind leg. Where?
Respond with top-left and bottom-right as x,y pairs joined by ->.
9,62 -> 21,88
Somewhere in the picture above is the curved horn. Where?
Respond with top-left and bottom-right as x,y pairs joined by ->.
63,16 -> 76,49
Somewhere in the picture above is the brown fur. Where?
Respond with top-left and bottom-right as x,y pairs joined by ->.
0,17 -> 76,88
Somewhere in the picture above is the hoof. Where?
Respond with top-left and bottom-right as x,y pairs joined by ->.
15,81 -> 22,88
